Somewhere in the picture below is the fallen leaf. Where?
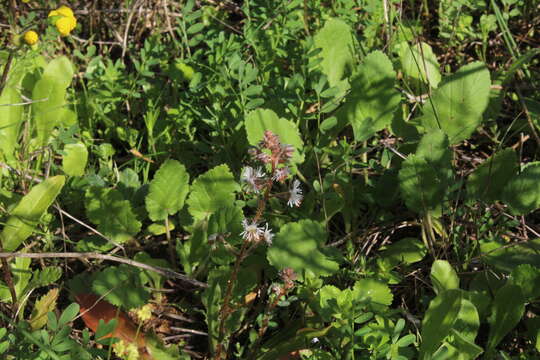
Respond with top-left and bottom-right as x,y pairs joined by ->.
75,293 -> 152,358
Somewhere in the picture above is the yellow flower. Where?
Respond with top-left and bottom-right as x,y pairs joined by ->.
113,340 -> 140,360
134,304 -> 153,322
23,30 -> 39,45
48,5 -> 77,36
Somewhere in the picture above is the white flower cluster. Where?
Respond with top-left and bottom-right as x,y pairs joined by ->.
240,219 -> 274,245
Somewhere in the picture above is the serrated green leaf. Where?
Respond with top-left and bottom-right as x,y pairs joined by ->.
0,175 -> 65,251
85,187 -> 141,244
30,288 -> 59,330
267,220 -> 340,278
0,86 -> 23,161
186,164 -> 240,220
430,260 -> 459,294
145,159 -> 190,221
92,265 -> 150,309
509,264 -> 540,301
468,148 -> 517,202
502,162 -> 540,215
337,51 -> 400,142
420,62 -> 491,144
30,266 -> 62,288
314,18 -> 354,87
487,284 -> 525,352
398,41 -> 441,88
419,289 -> 462,359
245,109 -> 304,164
62,142 -> 88,176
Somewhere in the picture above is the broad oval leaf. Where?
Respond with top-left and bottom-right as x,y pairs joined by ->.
0,175 -> 65,251
430,260 -> 459,295
420,61 -> 491,144
337,50 -> 401,142
502,162 -> 540,215
0,86 -> 23,161
419,289 -> 462,359
91,265 -> 150,310
145,159 -> 189,221
467,148 -> 517,202
380,237 -> 427,266
487,284 -> 525,352
245,109 -> 304,165
267,220 -> 340,278
62,142 -> 88,176
186,164 -> 240,220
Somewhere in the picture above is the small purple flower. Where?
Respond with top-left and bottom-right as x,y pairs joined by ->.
272,166 -> 290,183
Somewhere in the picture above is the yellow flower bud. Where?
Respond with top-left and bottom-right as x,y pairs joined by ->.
23,30 -> 39,45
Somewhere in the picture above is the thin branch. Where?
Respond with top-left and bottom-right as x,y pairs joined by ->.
0,252 -> 207,288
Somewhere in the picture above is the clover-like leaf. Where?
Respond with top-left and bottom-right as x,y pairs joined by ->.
267,220 -> 340,278
85,187 -> 142,244
420,61 -> 491,144
186,164 -> 240,220
145,159 -> 189,221
337,51 -> 401,142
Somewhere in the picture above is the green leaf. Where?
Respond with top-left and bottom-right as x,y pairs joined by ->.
487,284 -> 525,352
420,62 -> 491,144
145,159 -> 190,221
419,289 -> 462,359
435,329 -> 483,360
0,175 -> 65,251
267,220 -> 340,278
85,187 -> 142,244
207,205 -> 244,265
337,51 -> 401,142
430,260 -> 459,294
42,56 -> 74,88
480,238 -> 540,273
467,148 -> 517,202
30,266 -> 62,288
502,162 -> 540,215
62,142 -> 88,176
0,86 -> 23,161
244,109 -> 304,164
313,18 -> 354,87
453,298 -> 480,342
380,237 -> 427,266
509,264 -> 540,301
92,265 -> 150,309
0,257 -> 31,302
58,303 -> 80,327
32,58 -> 74,146
257,326 -> 333,360
30,288 -> 59,330
353,278 -> 393,308
398,41 -> 441,88
398,154 -> 445,214
186,164 -> 240,221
